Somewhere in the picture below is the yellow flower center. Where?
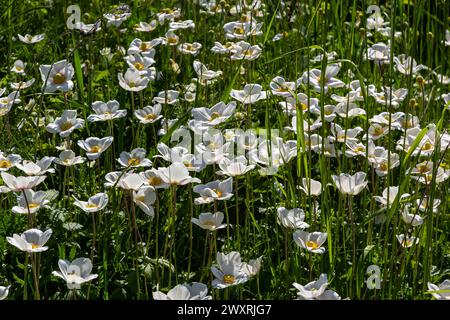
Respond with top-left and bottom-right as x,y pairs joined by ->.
148,176 -> 162,186
306,240 -> 319,250
374,126 -> 384,135
145,113 -> 156,121
184,162 -> 194,168
283,31 -> 289,37
421,142 -> 433,151
89,145 -> 102,153
31,243 -> 40,249
135,195 -> 145,202
210,112 -> 221,120
401,239 -> 412,247
417,164 -> 429,173
139,43 -> 150,52
16,66 -> 23,71
63,159 -> 71,165
28,203 -> 39,209
128,158 -> 141,166
234,26 -> 245,35
0,98 -> 8,104
202,220 -> 217,227
162,8 -> 173,14
379,162 -> 388,172
59,121 -> 73,131
213,189 -> 223,198
128,81 -> 136,88
0,160 -> 12,168
223,274 -> 235,284
354,146 -> 365,153
86,203 -> 98,208
185,43 -> 194,51
167,37 -> 178,44
134,62 -> 145,70
276,87 -> 290,93
53,72 -> 66,85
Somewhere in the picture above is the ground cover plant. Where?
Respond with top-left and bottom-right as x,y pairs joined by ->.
0,0 -> 449,300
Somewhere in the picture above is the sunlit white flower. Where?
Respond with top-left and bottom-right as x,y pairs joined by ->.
18,34 -> 45,44
211,41 -> 238,54
39,59 -> 74,93
178,42 -> 202,55
127,38 -> 161,57
153,282 -> 211,300
230,41 -> 262,60
192,101 -> 236,126
15,157 -> 55,176
170,19 -> 195,30
373,186 -> 409,208
118,148 -> 152,168
135,104 -> 163,124
0,91 -> 21,116
11,59 -> 27,74
373,88 -> 408,108
133,186 -> 156,218
52,258 -> 98,289
77,136 -> 113,161
330,123 -> 363,143
270,76 -> 297,97
54,150 -> 86,167
277,207 -> 310,229
140,169 -> 169,189
301,64 -> 345,93
157,7 -> 180,24
242,256 -> 263,277
366,42 -> 390,64
134,20 -> 157,32
293,274 -> 330,300
334,101 -> 366,118
1,172 -> 46,192
157,163 -> 201,185
163,30 -> 179,46
416,197 -> 441,213
396,234 -> 419,248
46,110 -> 85,137
104,12 -> 131,27
10,78 -> 35,90
118,68 -> 150,92
193,178 -> 233,204
401,205 -> 424,227
0,285 -> 10,300
299,178 -> 322,197
230,84 -> 266,104
0,153 -> 21,171
73,21 -> 101,34
293,230 -> 327,254
117,173 -> 145,191
87,100 -> 127,122
394,54 -> 426,75
152,90 -> 179,105
427,280 -> 450,300
211,251 -> 249,289
12,190 -> 50,214
74,193 -> 109,213
192,212 -> 227,231
217,156 -> 255,177
7,228 -> 52,253
331,172 -> 368,196
193,60 -> 222,83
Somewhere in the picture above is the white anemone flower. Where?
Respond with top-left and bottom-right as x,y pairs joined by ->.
178,42 -> 202,55
18,33 -> 45,44
293,230 -> 327,254
193,60 -> 222,83
401,205 -> 424,227
39,59 -> 74,93
1,172 -> 46,192
396,234 -> 419,248
73,193 -> 109,213
6,228 -> 52,253
11,59 -> 27,74
193,178 -> 233,204
153,282 -> 211,300
135,104 -> 163,124
242,256 -> 263,277
152,90 -> 179,105
118,68 -> 150,92
12,190 -> 50,214
293,274 -> 338,300
301,64 -> 345,93
0,153 -> 22,171
0,91 -> 21,117
191,101 -> 236,126
211,251 -> 249,289
373,186 -> 409,208
87,100 -> 127,122
118,148 -> 152,168
140,169 -> 170,189
270,76 -> 297,97
331,172 -> 368,196
77,136 -> 114,160
427,280 -> 450,300
299,178 -> 322,197
15,157 -> 55,176
46,110 -> 85,138
117,173 -> 145,191
127,38 -> 162,56
230,84 -> 267,104
217,156 -> 255,177
52,258 -> 98,290
277,207 -> 310,229
133,186 -> 156,218
54,150 -> 86,167
0,285 -> 10,300
192,212 -> 227,231
230,41 -> 262,60
157,163 -> 201,185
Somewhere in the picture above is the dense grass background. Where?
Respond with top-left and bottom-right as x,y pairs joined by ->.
0,0 -> 449,300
